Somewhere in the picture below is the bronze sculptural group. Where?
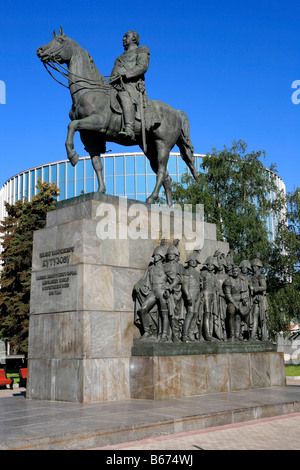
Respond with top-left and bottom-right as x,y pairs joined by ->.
36,28 -> 197,205
133,242 -> 269,343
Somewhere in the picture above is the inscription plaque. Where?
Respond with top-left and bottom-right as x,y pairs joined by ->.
36,270 -> 77,296
31,246 -> 79,313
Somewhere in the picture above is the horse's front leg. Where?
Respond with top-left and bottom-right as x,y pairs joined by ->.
65,115 -> 105,166
66,119 -> 80,166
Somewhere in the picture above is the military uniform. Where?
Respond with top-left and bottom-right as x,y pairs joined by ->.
250,268 -> 268,340
163,245 -> 184,342
109,43 -> 150,138
134,246 -> 171,341
181,253 -> 202,342
223,272 -> 244,340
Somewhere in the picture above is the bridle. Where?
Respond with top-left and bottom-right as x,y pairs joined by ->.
41,37 -> 111,93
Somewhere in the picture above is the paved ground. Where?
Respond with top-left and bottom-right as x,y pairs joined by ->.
95,378 -> 300,450
0,378 -> 299,450
94,412 -> 300,450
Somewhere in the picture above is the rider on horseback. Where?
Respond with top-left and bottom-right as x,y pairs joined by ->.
109,30 -> 150,140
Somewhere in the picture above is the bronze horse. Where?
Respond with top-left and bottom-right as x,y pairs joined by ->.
36,27 -> 197,204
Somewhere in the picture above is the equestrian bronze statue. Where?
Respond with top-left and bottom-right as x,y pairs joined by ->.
36,27 -> 197,205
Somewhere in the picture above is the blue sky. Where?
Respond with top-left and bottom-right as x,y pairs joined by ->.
0,0 -> 300,194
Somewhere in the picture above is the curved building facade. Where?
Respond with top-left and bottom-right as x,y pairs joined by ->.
0,152 -> 286,241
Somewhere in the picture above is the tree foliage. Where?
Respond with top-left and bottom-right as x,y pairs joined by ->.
267,188 -> 300,335
172,140 -> 286,263
0,179 -> 60,353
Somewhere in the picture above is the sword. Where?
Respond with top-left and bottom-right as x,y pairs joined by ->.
140,92 -> 147,154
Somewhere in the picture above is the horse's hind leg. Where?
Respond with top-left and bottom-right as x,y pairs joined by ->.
88,155 -> 105,193
80,130 -> 106,193
163,173 -> 173,206
145,142 -> 169,204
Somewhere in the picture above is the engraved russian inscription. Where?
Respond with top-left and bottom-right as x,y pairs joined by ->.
36,270 -> 77,296
39,247 -> 75,268
36,247 -> 77,296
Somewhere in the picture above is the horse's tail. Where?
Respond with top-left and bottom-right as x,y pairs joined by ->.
176,110 -> 198,181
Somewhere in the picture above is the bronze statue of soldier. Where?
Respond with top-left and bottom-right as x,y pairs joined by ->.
239,260 -> 252,340
213,250 -> 228,341
163,242 -> 184,342
250,258 -> 269,340
109,30 -> 149,140
134,245 -> 171,342
223,265 -> 251,341
201,256 -> 219,341
181,252 -> 202,342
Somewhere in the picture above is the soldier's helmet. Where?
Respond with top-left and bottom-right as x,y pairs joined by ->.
185,252 -> 200,264
152,246 -> 165,259
203,256 -> 219,268
239,260 -> 252,270
166,244 -> 180,257
251,258 -> 263,267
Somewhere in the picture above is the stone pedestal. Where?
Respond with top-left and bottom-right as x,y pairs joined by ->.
130,342 -> 286,399
27,193 -> 227,402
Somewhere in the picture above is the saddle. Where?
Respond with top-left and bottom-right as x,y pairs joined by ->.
110,87 -> 141,120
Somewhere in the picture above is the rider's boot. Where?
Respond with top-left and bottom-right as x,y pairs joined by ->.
120,123 -> 135,140
118,91 -> 136,140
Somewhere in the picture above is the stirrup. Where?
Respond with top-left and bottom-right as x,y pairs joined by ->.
119,125 -> 135,140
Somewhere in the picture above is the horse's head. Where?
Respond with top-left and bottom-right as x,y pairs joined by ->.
37,26 -> 72,64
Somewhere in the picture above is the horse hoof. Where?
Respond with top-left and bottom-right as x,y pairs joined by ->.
69,151 -> 79,167
97,187 -> 106,194
146,196 -> 154,204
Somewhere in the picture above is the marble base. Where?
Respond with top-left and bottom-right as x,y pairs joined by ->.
27,193 -> 229,403
130,351 -> 286,400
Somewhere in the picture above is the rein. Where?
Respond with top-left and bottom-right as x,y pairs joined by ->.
43,56 -> 112,93
43,62 -> 70,88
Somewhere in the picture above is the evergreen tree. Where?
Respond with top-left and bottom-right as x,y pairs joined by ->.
0,179 -> 59,353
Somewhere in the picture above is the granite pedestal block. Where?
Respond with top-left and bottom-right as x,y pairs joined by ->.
130,351 -> 286,400
28,193 -> 228,403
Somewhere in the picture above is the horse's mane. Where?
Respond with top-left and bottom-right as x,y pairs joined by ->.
86,52 -> 108,86
69,37 -> 110,87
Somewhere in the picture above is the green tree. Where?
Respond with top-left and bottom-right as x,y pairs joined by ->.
0,179 -> 60,353
172,139 -> 286,263
268,188 -> 300,337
